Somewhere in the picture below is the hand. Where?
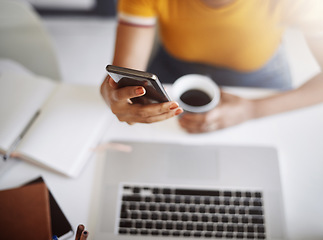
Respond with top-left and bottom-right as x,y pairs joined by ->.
75,224 -> 88,240
178,92 -> 255,133
100,76 -> 183,124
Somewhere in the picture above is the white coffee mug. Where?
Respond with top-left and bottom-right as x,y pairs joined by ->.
172,74 -> 220,113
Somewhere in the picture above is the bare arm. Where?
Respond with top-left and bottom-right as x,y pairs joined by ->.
179,33 -> 323,133
253,34 -> 323,119
100,22 -> 183,124
112,22 -> 156,70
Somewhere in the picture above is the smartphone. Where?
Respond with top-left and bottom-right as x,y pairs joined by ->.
106,65 -> 171,104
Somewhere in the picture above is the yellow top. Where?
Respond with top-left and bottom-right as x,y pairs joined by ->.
118,0 -> 285,72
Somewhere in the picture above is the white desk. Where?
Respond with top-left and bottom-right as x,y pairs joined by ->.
1,87 -> 323,240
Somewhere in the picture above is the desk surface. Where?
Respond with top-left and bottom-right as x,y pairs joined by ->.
1,87 -> 323,240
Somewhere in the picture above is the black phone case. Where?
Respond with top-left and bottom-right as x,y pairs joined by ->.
106,65 -> 171,104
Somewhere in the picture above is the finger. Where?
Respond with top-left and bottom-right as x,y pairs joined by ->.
139,101 -> 181,116
179,119 -> 220,133
117,104 -> 183,124
80,230 -> 89,240
108,76 -> 118,88
180,112 -> 211,122
75,224 -> 85,240
140,108 -> 183,123
111,86 -> 146,101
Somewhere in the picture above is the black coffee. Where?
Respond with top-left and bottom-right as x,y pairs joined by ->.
180,89 -> 212,107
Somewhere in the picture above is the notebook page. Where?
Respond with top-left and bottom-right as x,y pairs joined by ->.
0,73 -> 57,151
16,83 -> 109,177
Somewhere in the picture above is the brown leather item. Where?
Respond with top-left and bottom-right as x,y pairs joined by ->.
0,182 -> 52,240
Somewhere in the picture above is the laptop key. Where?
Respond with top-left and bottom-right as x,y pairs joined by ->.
252,216 -> 264,224
130,212 -> 138,219
129,203 -> 136,210
189,205 -> 196,213
247,233 -> 255,239
159,204 -> 166,212
209,206 -> 216,213
242,216 -> 249,224
119,220 -> 132,228
196,223 -> 204,231
215,232 -> 223,238
237,233 -> 244,239
141,212 -> 148,220
253,199 -> 263,207
135,221 -> 143,228
245,192 -> 252,198
187,223 -> 193,230
217,224 -> 224,231
151,212 -> 158,220
176,222 -> 183,230
257,225 -> 265,233
206,223 -> 214,231
235,191 -> 242,197
255,192 -> 262,198
129,229 -> 138,235
140,229 -> 149,235
173,231 -> 181,236
227,224 -> 234,232
163,188 -> 171,194
149,204 -> 157,211
133,187 -> 140,194
201,214 -> 209,222
175,189 -> 220,196
162,231 -> 170,236
156,221 -> 163,229
144,196 -> 152,202
205,232 -> 213,238
249,207 -> 263,216
181,213 -> 189,221
120,212 -> 128,218
226,232 -> 234,238
204,197 -> 211,204
166,222 -> 173,230
171,213 -> 179,221
179,204 -> 186,212
247,225 -> 255,232
161,213 -> 168,221
119,228 -> 127,234
192,214 -> 199,221
145,221 -> 153,229
211,215 -> 218,222
257,233 -> 266,239
123,195 -> 141,202
169,204 -> 176,212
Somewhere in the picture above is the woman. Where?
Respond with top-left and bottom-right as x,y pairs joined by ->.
101,0 -> 323,133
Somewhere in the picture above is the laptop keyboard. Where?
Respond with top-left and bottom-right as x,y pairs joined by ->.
117,184 -> 266,239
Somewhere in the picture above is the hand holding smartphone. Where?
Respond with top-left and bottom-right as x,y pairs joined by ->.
106,65 -> 171,105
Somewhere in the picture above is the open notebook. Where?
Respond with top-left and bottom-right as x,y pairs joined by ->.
0,62 -> 110,177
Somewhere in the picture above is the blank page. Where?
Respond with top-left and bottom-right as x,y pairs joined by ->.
16,83 -> 109,177
0,73 -> 56,150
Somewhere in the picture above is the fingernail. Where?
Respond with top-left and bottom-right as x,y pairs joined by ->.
175,108 -> 183,116
135,87 -> 145,95
169,102 -> 179,110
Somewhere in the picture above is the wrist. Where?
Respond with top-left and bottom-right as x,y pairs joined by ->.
242,98 -> 258,121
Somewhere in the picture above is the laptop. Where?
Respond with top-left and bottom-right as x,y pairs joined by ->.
90,141 -> 285,240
